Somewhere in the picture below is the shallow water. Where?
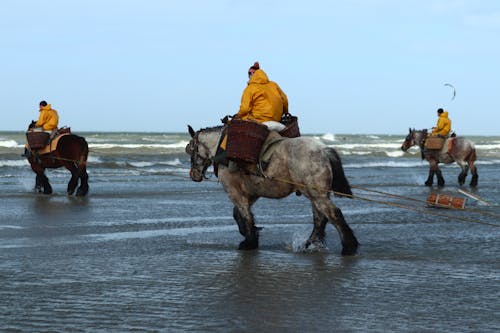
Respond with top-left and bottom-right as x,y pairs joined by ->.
1,132 -> 499,332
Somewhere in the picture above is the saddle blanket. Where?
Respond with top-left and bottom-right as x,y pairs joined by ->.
26,133 -> 70,155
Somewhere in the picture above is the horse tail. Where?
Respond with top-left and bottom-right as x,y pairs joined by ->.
466,146 -> 477,163
326,148 -> 352,198
77,136 -> 89,167
67,134 -> 89,168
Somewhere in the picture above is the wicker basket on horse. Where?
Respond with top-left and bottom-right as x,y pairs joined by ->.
226,119 -> 270,164
279,113 -> 301,138
424,136 -> 445,150
26,131 -> 50,149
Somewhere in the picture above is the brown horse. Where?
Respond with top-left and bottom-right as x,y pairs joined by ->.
25,122 -> 89,196
401,128 -> 478,187
186,125 -> 358,256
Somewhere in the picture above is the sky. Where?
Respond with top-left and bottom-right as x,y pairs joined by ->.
1,0 -> 499,135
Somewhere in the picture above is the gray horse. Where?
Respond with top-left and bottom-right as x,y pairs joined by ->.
401,128 -> 478,187
185,125 -> 358,256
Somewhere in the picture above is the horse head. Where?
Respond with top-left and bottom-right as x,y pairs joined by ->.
186,125 -> 215,182
28,120 -> 37,130
401,128 -> 427,152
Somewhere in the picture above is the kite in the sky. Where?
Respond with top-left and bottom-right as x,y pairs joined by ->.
444,83 -> 456,100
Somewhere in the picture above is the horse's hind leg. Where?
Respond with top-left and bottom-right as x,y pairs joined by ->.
76,167 -> 89,196
305,206 -> 328,249
457,162 -> 469,186
312,197 -> 358,255
67,164 -> 80,195
469,161 -> 478,187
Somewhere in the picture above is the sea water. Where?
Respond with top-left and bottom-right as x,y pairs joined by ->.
1,131 -> 499,332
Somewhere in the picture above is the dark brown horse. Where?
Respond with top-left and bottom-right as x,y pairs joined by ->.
186,125 -> 358,255
401,128 -> 478,187
25,122 -> 89,196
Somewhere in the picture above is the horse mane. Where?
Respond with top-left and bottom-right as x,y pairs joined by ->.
198,125 -> 224,133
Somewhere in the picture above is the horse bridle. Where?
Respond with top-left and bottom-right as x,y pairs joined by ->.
404,130 -> 426,150
186,132 -> 212,178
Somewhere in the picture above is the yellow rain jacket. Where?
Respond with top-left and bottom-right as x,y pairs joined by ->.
237,69 -> 288,123
431,111 -> 451,136
36,104 -> 59,131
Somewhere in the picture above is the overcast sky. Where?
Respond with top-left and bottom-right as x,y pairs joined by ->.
2,0 -> 499,135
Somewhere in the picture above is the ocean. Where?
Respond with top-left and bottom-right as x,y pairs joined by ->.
1,130 -> 499,332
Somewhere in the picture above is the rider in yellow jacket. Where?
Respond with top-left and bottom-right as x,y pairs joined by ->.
236,62 -> 288,123
36,101 -> 59,131
431,108 -> 451,136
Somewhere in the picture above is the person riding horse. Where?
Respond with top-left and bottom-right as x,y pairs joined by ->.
236,61 -> 289,131
216,62 -> 290,170
431,108 -> 451,138
35,100 -> 59,137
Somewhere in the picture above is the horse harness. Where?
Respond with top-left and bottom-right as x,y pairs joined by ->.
25,132 -> 83,167
188,131 -> 213,177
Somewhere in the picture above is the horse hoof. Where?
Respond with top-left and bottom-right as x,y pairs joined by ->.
424,181 -> 433,186
238,238 -> 258,250
341,245 -> 358,256
341,239 -> 359,256
76,187 -> 89,197
305,239 -> 326,251
438,181 -> 445,187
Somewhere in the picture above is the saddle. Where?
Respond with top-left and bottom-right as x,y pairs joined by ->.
25,127 -> 72,155
424,136 -> 445,150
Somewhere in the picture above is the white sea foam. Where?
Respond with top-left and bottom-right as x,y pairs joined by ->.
345,160 -> 426,168
475,143 -> 500,150
320,133 -> 336,142
128,158 -> 183,168
89,140 -> 189,149
87,156 -> 102,163
334,143 -> 402,149
0,160 -> 29,167
386,151 -> 405,158
0,140 -> 20,148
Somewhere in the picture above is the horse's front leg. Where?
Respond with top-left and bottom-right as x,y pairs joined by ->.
37,172 -> 52,194
35,174 -> 43,193
435,166 -> 445,187
233,203 -> 259,250
425,167 -> 435,186
426,160 -> 444,187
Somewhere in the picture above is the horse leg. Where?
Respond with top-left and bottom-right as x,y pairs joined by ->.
76,167 -> 89,196
38,172 -> 52,194
457,161 -> 468,186
436,167 -> 445,187
312,197 -> 358,256
233,202 -> 259,250
305,206 -> 328,249
465,149 -> 479,187
35,174 -> 43,193
233,205 -> 247,237
67,164 -> 80,195
425,168 -> 435,186
427,160 -> 444,187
